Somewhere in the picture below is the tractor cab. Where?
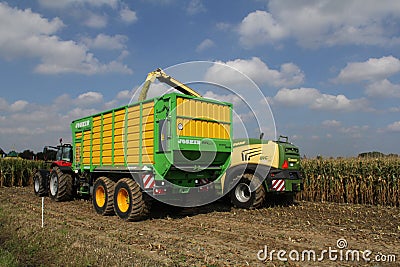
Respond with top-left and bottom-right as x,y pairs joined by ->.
43,140 -> 73,168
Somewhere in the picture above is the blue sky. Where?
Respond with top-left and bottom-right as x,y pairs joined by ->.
0,0 -> 399,157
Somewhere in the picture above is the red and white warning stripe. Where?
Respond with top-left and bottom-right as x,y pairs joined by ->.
142,174 -> 155,189
199,179 -> 209,185
272,179 -> 285,191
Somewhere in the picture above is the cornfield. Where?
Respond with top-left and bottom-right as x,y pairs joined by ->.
1,156 -> 399,207
298,157 -> 400,206
0,158 -> 48,187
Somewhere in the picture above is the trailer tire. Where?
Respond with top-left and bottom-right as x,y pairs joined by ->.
230,173 -> 266,209
93,177 -> 115,216
33,170 -> 48,197
113,178 -> 150,221
49,166 -> 74,202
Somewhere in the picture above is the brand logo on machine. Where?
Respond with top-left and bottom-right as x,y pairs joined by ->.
75,120 -> 90,129
233,141 -> 246,147
241,147 -> 262,161
178,139 -> 201,145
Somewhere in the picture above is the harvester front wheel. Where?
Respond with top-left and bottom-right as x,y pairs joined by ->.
230,173 -> 266,209
93,177 -> 115,216
113,178 -> 150,221
33,170 -> 48,197
49,166 -> 74,202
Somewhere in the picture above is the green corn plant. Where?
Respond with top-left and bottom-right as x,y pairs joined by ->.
0,158 -> 48,187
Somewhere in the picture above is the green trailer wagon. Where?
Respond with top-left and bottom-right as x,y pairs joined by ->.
36,91 -> 232,221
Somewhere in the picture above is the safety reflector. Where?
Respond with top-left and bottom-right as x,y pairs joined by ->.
282,160 -> 289,169
272,179 -> 285,191
142,174 -> 155,189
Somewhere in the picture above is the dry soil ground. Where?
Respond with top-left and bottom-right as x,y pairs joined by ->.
0,187 -> 399,266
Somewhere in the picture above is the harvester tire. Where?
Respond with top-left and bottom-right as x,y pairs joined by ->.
93,177 -> 115,216
49,166 -> 74,202
113,178 -> 150,221
33,170 -> 48,197
230,173 -> 266,209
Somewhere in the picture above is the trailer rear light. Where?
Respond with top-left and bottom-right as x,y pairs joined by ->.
198,185 -> 209,192
282,160 -> 289,169
153,188 -> 167,195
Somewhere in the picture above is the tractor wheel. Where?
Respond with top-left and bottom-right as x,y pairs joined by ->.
113,178 -> 150,221
33,170 -> 48,197
49,166 -> 74,202
230,173 -> 266,209
93,177 -> 115,216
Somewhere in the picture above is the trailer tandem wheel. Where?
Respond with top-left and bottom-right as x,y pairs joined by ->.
93,177 -> 115,216
113,178 -> 150,221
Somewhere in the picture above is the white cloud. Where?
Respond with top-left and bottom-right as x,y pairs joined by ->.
10,110 -> 53,122
322,120 -> 341,127
203,91 -> 242,106
0,99 -> 29,112
205,57 -> 304,88
84,13 -> 107,28
10,100 -> 29,112
82,34 -> 128,50
75,91 -> 103,106
339,125 -> 369,138
274,88 -> 320,106
120,6 -> 137,23
53,94 -> 72,107
187,0 -> 206,15
38,0 -> 118,9
116,90 -> 133,100
65,107 -> 100,119
274,88 -> 368,111
196,39 -> 215,52
387,121 -> 400,132
0,3 -> 132,75
143,0 -> 174,5
335,56 -> 400,83
238,1 -> 400,48
238,10 -> 287,48
365,79 -> 400,98
0,89 -> 139,151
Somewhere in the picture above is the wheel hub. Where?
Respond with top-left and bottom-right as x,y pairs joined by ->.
50,174 -> 58,196
235,183 -> 251,203
34,177 -> 40,192
95,186 -> 106,207
117,188 -> 130,213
